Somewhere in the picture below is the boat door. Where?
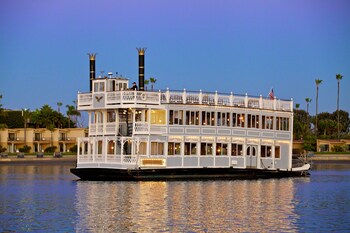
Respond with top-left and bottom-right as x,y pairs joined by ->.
246,145 -> 257,168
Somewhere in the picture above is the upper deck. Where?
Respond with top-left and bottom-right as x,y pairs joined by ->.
77,88 -> 293,112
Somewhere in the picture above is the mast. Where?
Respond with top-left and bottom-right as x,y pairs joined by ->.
88,53 -> 96,92
136,48 -> 146,91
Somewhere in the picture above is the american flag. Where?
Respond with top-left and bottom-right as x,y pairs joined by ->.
268,88 -> 274,100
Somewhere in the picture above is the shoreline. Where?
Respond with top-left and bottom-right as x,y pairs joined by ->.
310,154 -> 350,163
1,154 -> 350,165
0,155 -> 77,164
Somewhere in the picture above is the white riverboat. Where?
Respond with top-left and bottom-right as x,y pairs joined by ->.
70,49 -> 310,180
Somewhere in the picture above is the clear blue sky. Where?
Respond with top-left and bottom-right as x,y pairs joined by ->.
1,0 -> 349,116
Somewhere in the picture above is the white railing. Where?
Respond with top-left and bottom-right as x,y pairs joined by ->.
78,89 -> 293,112
123,155 -> 138,164
106,92 -> 121,103
105,123 -> 117,133
78,93 -> 93,105
134,122 -> 149,134
88,121 -> 165,135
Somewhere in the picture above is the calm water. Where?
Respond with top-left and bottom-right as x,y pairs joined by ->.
1,163 -> 350,233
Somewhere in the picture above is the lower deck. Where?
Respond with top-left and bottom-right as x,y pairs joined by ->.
76,135 -> 292,170
76,154 -> 284,170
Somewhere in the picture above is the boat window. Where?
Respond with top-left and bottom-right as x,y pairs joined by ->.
247,145 -> 256,156
231,143 -> 243,156
185,111 -> 199,125
247,114 -> 259,128
217,112 -> 230,126
262,116 -> 274,130
169,110 -> 183,125
96,112 -> 103,123
107,110 -> 116,122
185,142 -> 197,155
151,142 -> 164,155
90,113 -> 95,124
138,142 -> 147,155
97,140 -> 103,154
116,81 -> 127,91
107,80 -> 115,91
150,110 -> 166,125
107,140 -> 115,154
135,110 -> 142,122
216,143 -> 228,156
202,111 -> 215,126
276,117 -> 289,131
83,142 -> 89,154
261,145 -> 272,157
233,113 -> 245,127
168,142 -> 181,155
200,143 -> 213,156
275,146 -> 280,158
221,112 -> 231,126
94,82 -> 105,92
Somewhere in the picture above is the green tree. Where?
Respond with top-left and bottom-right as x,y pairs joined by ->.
305,98 -> 312,114
0,95 -> 7,148
318,118 -> 337,137
0,94 -> 3,114
31,105 -> 55,128
149,77 -> 157,91
66,104 -> 80,128
303,134 -> 316,152
31,105 -> 70,128
293,109 -> 310,140
57,102 -> 62,113
315,79 -> 323,136
0,111 -> 23,128
332,110 -> 349,135
0,94 -> 7,125
336,73 -> 343,138
144,79 -> 149,91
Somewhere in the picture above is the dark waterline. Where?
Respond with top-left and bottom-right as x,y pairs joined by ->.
0,163 -> 349,232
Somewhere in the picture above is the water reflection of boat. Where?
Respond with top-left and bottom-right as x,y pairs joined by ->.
74,180 -> 302,232
70,49 -> 310,181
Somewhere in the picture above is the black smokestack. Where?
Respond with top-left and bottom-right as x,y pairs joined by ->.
88,53 -> 96,92
137,48 -> 146,91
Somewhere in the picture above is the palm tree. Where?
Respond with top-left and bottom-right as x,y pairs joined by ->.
149,77 -> 157,91
66,104 -> 81,128
305,98 -> 312,114
47,123 -> 55,147
295,103 -> 300,110
72,100 -> 81,126
66,105 -> 74,128
57,102 -> 62,113
336,73 -> 343,138
315,79 -> 323,136
144,79 -> 149,91
0,94 -> 3,112
22,108 -> 31,146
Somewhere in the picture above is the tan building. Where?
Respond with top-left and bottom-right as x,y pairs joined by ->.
317,139 -> 350,152
0,128 -> 87,153
292,140 -> 305,154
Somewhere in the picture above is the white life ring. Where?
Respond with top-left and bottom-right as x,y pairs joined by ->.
141,93 -> 147,100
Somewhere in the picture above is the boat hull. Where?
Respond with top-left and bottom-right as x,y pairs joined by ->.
70,167 -> 310,181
